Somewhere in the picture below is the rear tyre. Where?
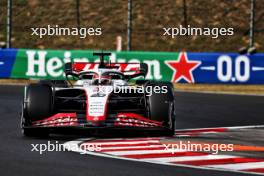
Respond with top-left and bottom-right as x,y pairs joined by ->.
146,82 -> 175,136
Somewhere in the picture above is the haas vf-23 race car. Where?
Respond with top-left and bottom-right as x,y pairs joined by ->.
21,52 -> 176,137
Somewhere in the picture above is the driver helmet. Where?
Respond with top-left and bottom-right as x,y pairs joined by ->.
91,74 -> 112,85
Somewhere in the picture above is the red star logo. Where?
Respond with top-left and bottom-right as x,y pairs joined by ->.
165,52 -> 201,83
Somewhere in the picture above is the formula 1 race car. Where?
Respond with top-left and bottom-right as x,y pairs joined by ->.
21,52 -> 176,137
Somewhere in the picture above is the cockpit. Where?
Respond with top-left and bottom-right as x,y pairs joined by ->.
78,70 -> 125,86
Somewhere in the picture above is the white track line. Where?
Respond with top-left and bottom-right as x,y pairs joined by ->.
175,124 -> 264,132
143,155 -> 240,163
205,162 -> 264,170
104,149 -> 185,155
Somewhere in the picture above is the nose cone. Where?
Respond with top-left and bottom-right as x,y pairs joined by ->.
84,86 -> 112,123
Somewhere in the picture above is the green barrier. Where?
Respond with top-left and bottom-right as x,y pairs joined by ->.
3,49 -> 264,84
11,49 -> 178,81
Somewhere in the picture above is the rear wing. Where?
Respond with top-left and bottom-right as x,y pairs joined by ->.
64,62 -> 148,79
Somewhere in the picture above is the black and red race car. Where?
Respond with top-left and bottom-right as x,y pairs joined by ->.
21,53 -> 176,137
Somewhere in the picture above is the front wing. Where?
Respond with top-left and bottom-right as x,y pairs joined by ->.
25,112 -> 170,133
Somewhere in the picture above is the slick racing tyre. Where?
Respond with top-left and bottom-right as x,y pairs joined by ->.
21,84 -> 54,137
146,82 -> 176,136
24,84 -> 54,121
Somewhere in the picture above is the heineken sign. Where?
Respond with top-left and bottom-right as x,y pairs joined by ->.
1,49 -> 264,84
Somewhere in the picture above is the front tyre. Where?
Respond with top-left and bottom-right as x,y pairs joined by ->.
25,84 -> 53,121
146,82 -> 176,136
21,84 -> 53,137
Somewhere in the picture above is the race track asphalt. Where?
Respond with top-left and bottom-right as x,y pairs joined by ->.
0,85 -> 263,176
